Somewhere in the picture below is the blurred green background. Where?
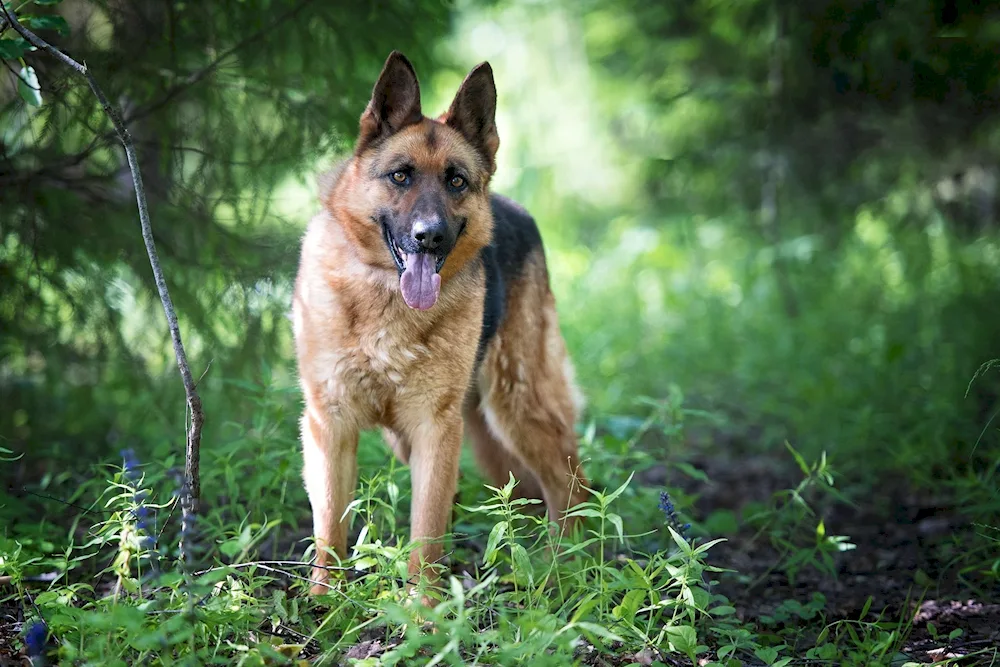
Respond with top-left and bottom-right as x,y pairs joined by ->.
2,0 -> 999,526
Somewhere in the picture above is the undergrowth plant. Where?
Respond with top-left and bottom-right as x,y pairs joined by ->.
3,430 -> 758,666
0,374 -> 979,666
742,443 -> 857,587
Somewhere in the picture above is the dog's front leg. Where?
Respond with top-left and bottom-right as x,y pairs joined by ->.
405,414 -> 463,599
301,408 -> 359,596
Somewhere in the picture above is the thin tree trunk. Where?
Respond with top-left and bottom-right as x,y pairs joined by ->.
1,3 -> 204,520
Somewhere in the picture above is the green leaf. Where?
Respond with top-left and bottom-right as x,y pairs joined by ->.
710,605 -> 736,616
754,647 -> 779,664
860,595 -> 873,619
574,622 -> 624,643
501,470 -> 518,497
18,65 -> 42,106
484,521 -> 507,565
672,461 -> 709,483
667,526 -> 692,553
448,575 -> 463,602
612,588 -> 646,619
35,0 -> 66,4
0,38 -> 29,60
785,440 -> 810,475
914,569 -> 933,588
703,509 -> 739,535
353,556 -> 378,571
607,512 -> 624,543
22,15 -> 70,36
604,471 -> 635,504
218,539 -> 242,558
691,537 -> 727,555
510,544 -> 532,582
351,523 -> 370,555
665,625 -> 697,655
570,592 -> 599,623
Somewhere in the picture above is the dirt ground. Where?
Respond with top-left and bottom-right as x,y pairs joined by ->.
656,449 -> 1000,665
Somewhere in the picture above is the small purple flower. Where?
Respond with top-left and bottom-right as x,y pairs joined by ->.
24,620 -> 46,658
135,504 -> 150,531
118,449 -> 162,582
658,490 -> 690,541
120,448 -> 141,482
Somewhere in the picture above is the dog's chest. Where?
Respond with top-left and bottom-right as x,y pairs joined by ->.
313,315 -> 433,420
339,328 -> 430,384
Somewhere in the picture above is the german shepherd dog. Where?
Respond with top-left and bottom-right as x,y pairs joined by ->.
292,51 -> 589,597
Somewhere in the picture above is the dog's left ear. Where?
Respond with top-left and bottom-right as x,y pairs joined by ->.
357,51 -> 423,154
442,62 -> 500,174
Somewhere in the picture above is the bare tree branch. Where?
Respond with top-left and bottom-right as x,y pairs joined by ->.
1,3 -> 205,518
2,0 -> 318,190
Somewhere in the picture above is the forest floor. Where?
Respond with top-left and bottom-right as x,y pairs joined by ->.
1,429 -> 998,666
665,451 -> 1000,665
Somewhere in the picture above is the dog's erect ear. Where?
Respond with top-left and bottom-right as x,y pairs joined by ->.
442,62 -> 500,173
356,51 -> 423,154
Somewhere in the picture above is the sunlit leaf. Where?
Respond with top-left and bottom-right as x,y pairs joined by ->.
17,65 -> 42,106
665,625 -> 697,654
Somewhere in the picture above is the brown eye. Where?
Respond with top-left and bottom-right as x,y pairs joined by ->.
449,175 -> 466,190
391,171 -> 408,184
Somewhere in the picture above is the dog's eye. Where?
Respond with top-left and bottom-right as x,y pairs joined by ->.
390,171 -> 409,185
449,175 -> 466,190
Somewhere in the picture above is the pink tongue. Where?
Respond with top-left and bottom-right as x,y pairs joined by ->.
399,253 -> 441,310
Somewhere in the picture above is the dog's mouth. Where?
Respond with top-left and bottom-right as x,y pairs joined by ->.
382,222 -> 445,311
383,223 -> 447,275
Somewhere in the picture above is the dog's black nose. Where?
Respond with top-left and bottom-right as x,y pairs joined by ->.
412,219 -> 447,250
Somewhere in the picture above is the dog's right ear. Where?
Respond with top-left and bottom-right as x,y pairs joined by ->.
356,51 -> 423,154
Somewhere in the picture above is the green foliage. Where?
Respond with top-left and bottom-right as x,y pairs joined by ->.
3,0 -> 999,663
2,420 -> 736,665
740,445 -> 856,586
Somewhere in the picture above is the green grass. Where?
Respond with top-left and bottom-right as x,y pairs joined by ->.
2,360 -> 997,665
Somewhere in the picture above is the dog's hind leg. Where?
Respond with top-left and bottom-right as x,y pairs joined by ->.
475,257 -> 589,536
463,390 -> 544,503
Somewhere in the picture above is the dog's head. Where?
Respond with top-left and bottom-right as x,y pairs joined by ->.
335,51 -> 499,311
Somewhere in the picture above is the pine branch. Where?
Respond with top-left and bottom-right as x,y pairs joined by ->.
1,3 -> 204,518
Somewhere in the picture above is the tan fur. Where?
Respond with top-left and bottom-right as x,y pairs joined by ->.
292,52 -> 588,599
467,251 -> 589,517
